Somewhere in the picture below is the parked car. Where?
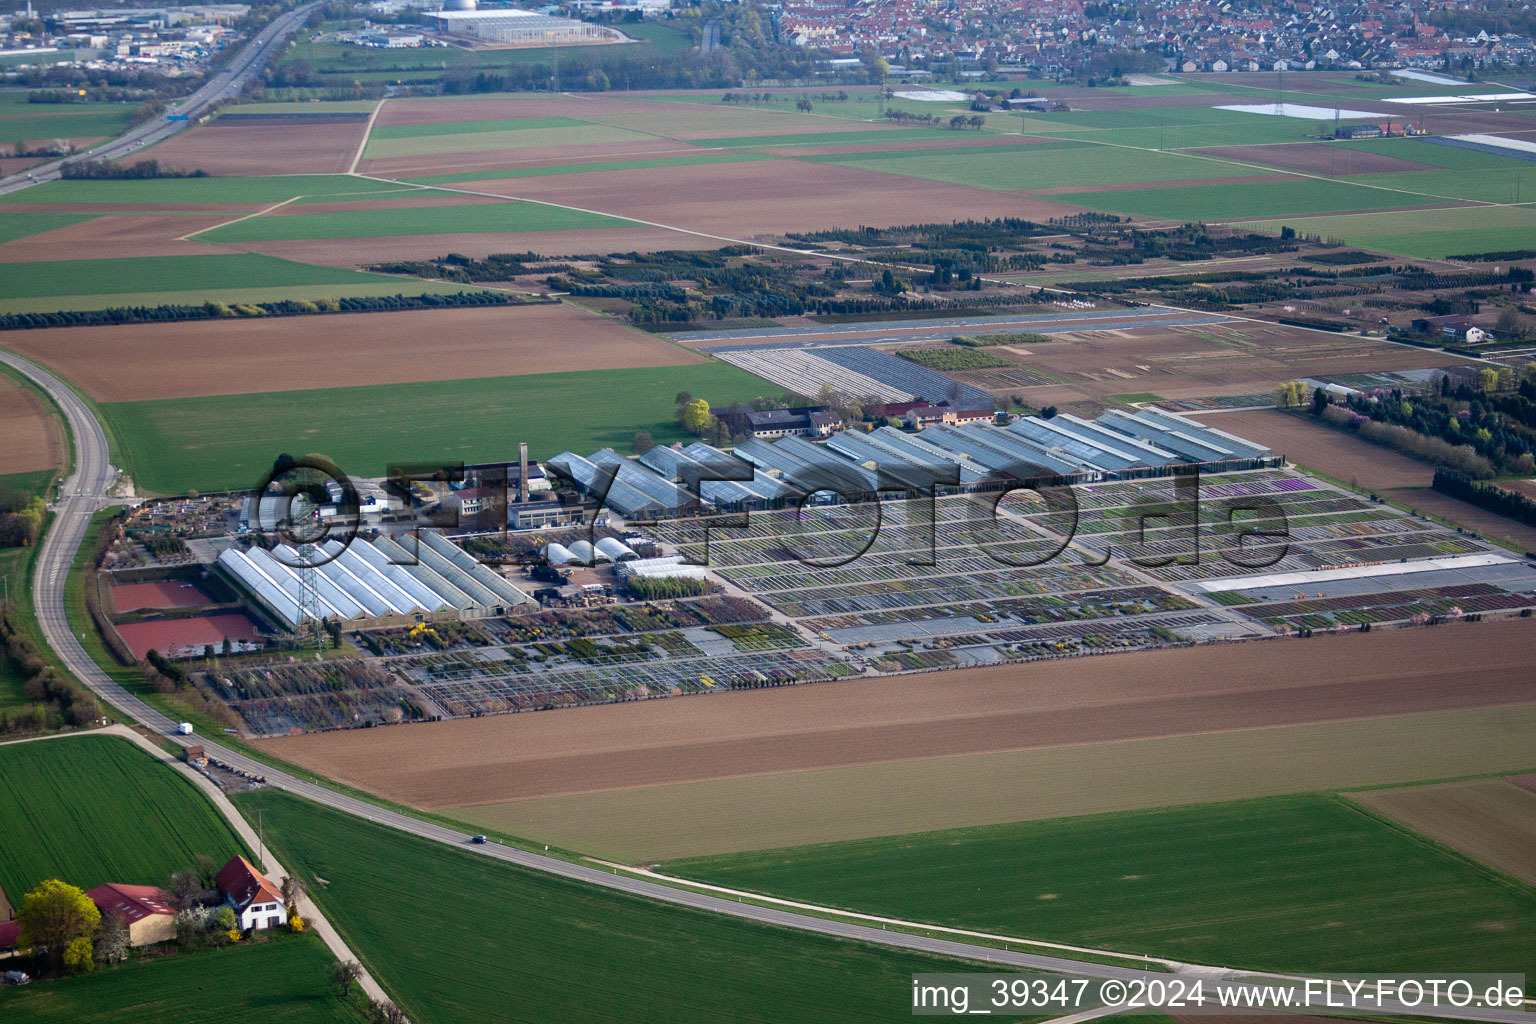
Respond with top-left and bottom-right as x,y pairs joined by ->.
2,970 -> 31,986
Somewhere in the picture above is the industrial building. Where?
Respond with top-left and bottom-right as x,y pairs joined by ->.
428,7 -> 622,46
548,409 -> 1274,518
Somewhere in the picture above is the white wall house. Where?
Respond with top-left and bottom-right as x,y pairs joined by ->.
214,855 -> 287,931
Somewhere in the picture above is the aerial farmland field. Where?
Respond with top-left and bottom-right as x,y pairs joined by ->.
237,789 -> 1022,1024
0,935 -> 369,1024
98,361 -> 781,493
0,735 -> 245,903
6,41 -> 1536,1024
661,793 -> 1536,978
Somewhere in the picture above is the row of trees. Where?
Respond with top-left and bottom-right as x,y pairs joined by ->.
60,158 -> 207,180
1433,468 -> 1536,527
0,290 -> 521,332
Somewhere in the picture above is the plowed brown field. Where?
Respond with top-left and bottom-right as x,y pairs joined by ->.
256,618 -> 1536,809
1,303 -> 703,401
1193,142 -> 1436,175
142,119 -> 369,176
0,370 -> 62,475
1348,778 -> 1536,886
1194,409 -> 1432,489
456,160 -> 1082,236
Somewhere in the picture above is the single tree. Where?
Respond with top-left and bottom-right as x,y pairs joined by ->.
62,935 -> 94,974
167,868 -> 201,908
682,399 -> 713,434
281,874 -> 307,910
194,853 -> 219,887
673,390 -> 693,409
16,879 -> 101,962
332,959 -> 364,997
216,906 -> 237,933
631,431 -> 655,454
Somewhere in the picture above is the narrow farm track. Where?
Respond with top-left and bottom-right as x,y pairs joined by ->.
3,357 -> 1534,1022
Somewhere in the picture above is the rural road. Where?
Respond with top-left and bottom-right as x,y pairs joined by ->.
0,1 -> 320,195
5,347 -> 1534,1024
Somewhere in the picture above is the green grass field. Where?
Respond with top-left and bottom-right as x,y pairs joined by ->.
1236,203 -> 1536,258
197,200 -> 633,242
101,361 -> 779,494
1332,136 -> 1536,170
0,175 -> 402,206
0,734 -> 245,901
237,789 -> 999,1024
664,794 -> 1536,978
0,934 -> 368,1023
0,107 -> 134,143
219,100 -> 380,115
1052,176 -> 1445,221
0,210 -> 95,244
1344,167 -> 1534,205
0,253 -> 423,304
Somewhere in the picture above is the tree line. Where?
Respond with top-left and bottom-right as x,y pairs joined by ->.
0,290 -> 524,332
1433,469 -> 1536,528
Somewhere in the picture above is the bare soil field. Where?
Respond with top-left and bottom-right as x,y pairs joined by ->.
1348,779 -> 1536,886
0,156 -> 45,176
237,225 -> 721,265
358,140 -> 707,178
0,370 -> 63,475
1496,478 -> 1536,501
1195,409 -> 1432,489
453,160 -> 1084,237
0,213 -> 234,263
962,322 -> 1449,404
143,120 -> 368,175
1192,142 -> 1437,175
1384,486 -> 1536,552
257,618 -> 1536,812
0,302 -> 702,401
452,705 -> 1536,861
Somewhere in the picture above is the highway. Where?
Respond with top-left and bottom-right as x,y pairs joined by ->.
0,1 -> 319,195
3,345 -> 1532,1023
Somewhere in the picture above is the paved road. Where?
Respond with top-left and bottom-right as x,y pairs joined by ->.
0,2 -> 319,196
3,347 -> 1532,1024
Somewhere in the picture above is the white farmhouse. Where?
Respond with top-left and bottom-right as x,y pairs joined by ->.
214,855 -> 287,931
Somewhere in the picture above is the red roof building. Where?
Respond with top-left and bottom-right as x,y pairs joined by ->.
215,856 -> 286,931
86,883 -> 177,947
